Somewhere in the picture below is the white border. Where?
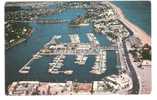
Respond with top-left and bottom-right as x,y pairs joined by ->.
1,0 -> 157,99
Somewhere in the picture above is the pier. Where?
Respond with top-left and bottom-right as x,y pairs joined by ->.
90,49 -> 107,75
40,46 -> 116,55
18,52 -> 42,74
18,58 -> 34,74
18,33 -> 117,75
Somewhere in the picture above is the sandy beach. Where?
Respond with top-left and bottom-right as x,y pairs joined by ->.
110,2 -> 151,45
110,2 -> 151,94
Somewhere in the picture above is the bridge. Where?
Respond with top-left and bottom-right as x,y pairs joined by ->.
33,19 -> 70,24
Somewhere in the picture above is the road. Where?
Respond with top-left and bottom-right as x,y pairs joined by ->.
122,40 -> 139,94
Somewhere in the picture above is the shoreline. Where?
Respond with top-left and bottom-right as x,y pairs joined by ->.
110,2 -> 151,45
6,29 -> 33,50
5,38 -> 26,50
110,2 -> 151,94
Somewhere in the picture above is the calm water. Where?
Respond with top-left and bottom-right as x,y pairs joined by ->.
5,7 -> 119,91
114,1 -> 151,36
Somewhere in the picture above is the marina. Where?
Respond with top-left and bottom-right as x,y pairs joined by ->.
18,33 -> 116,75
5,2 -> 126,94
5,2 -> 121,94
90,49 -> 107,75
5,1 -> 151,95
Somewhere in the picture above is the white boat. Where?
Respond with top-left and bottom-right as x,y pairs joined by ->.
89,70 -> 102,75
19,70 -> 29,74
64,70 -> 73,75
91,65 -> 97,69
19,66 -> 30,74
54,35 -> 62,39
49,63 -> 55,66
33,54 -> 42,59
83,57 -> 88,60
101,68 -> 107,71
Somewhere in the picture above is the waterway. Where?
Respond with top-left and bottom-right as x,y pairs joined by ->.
5,6 -> 119,92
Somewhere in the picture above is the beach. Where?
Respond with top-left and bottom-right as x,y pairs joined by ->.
110,2 -> 151,94
110,2 -> 151,45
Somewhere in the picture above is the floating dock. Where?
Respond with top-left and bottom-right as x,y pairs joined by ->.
18,58 -> 34,74
86,33 -> 100,45
75,54 -> 88,65
69,34 -> 80,43
90,49 -> 107,75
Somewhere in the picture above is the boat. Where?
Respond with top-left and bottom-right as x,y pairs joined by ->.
89,70 -> 102,75
75,56 -> 88,65
33,54 -> 42,59
55,65 -> 62,69
101,68 -> 107,71
64,70 -> 73,75
91,66 -> 99,70
19,70 -> 29,74
19,66 -> 30,74
78,61 -> 85,65
54,35 -> 62,39
49,63 -> 55,66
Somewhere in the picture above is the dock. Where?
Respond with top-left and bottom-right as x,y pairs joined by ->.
48,54 -> 73,75
69,34 -> 80,43
18,58 -> 34,74
48,55 -> 65,74
90,49 -> 107,75
75,54 -> 88,65
19,34 -> 117,75
86,33 -> 100,46
18,52 -> 42,74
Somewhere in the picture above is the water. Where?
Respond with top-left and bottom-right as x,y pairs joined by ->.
113,1 -> 151,36
5,5 -> 118,91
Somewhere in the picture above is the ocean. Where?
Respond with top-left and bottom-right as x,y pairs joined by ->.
113,1 -> 151,36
